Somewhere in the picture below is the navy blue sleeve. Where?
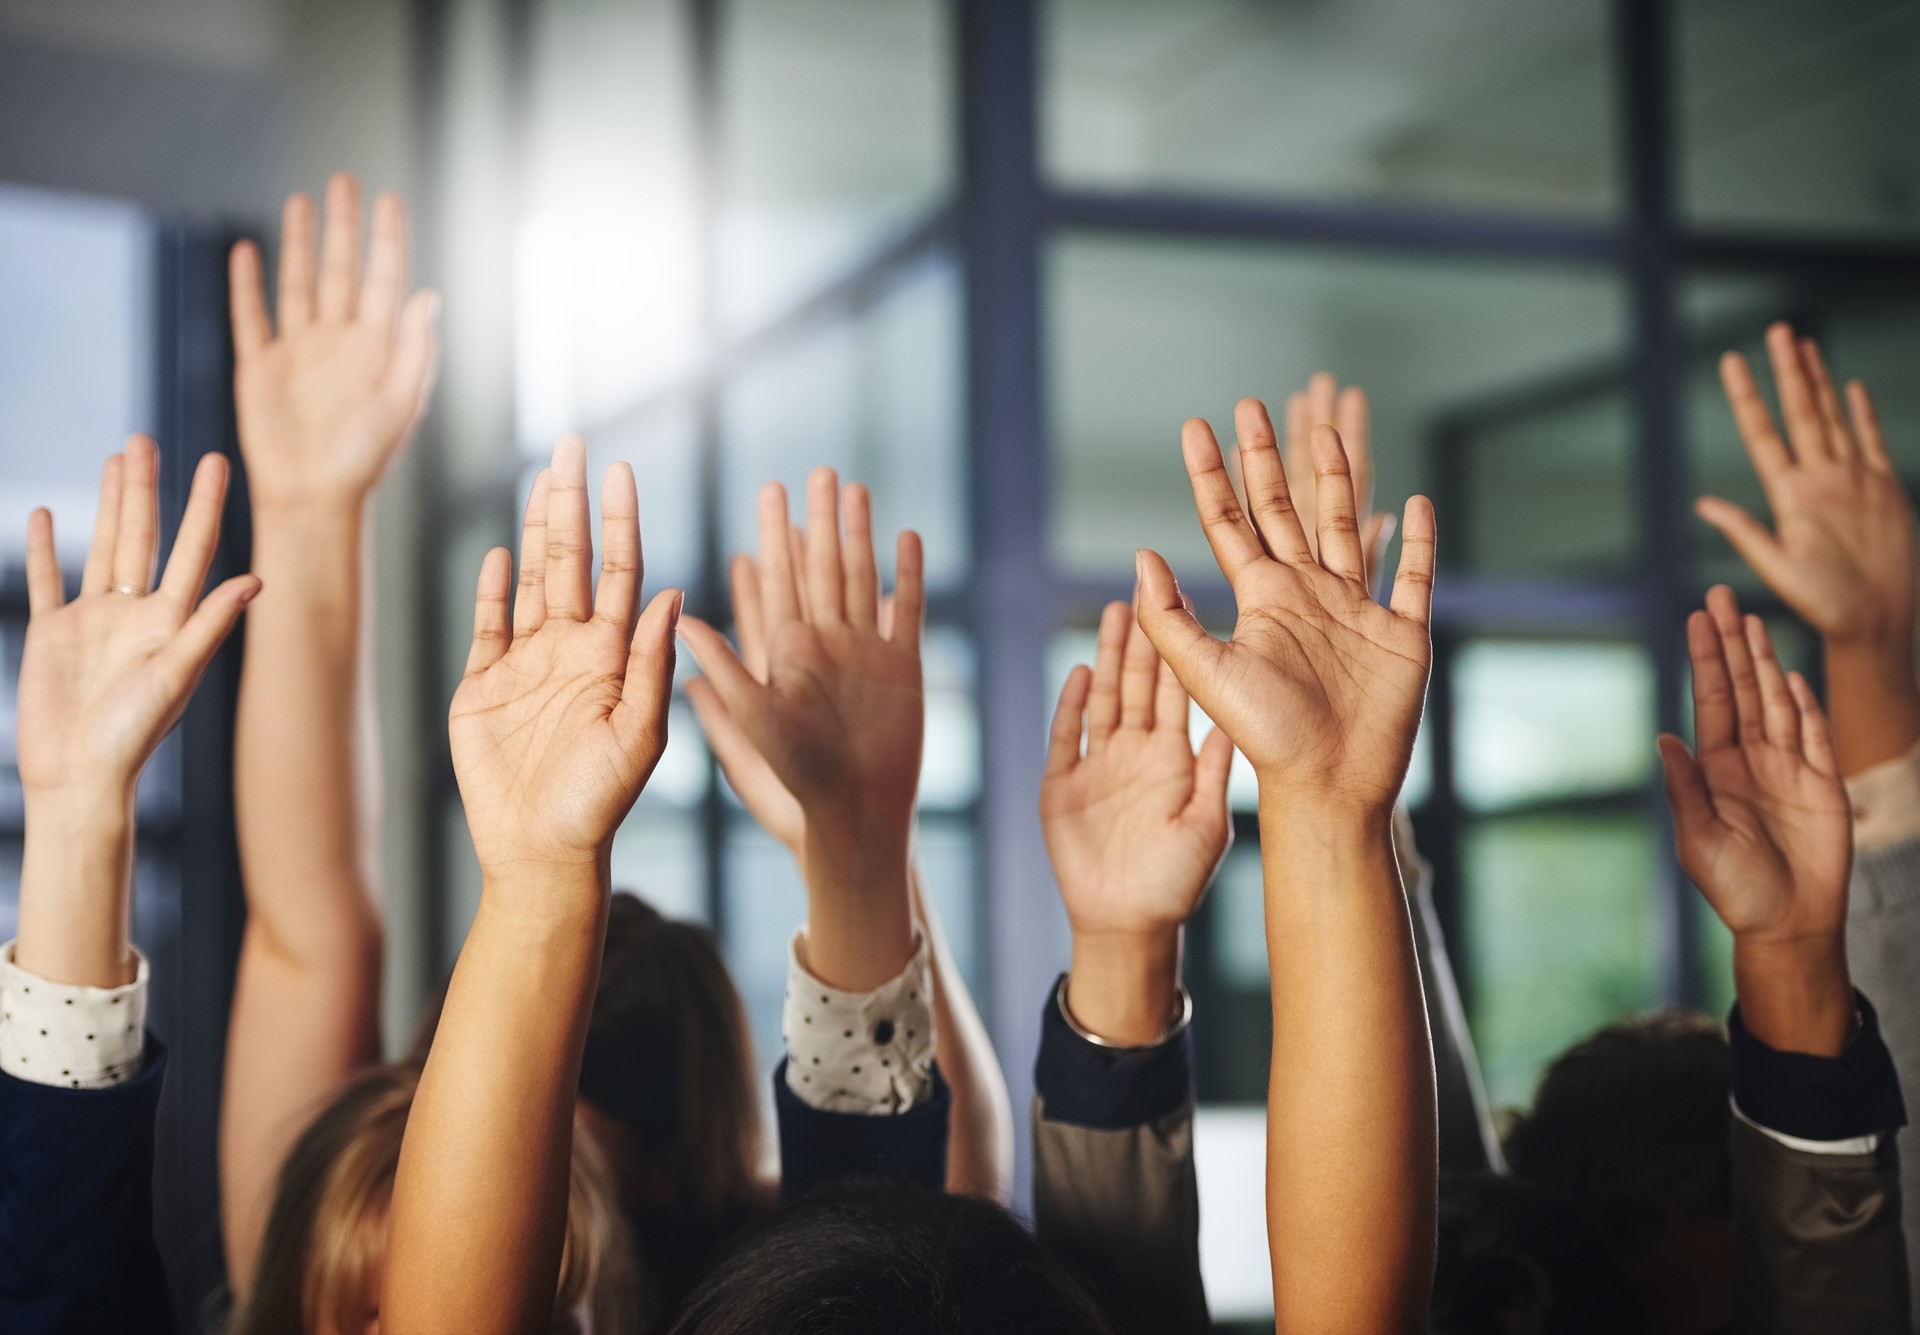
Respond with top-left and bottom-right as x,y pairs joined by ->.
774,1058 -> 950,1201
0,1036 -> 174,1334
1729,991 -> 1907,1142
1034,975 -> 1193,1129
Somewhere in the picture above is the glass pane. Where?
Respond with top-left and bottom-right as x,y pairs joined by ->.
718,0 -> 954,331
1048,236 -> 1631,580
722,819 -> 806,1083
1453,640 -> 1655,812
1043,0 -> 1618,216
1186,843 -> 1272,1106
0,183 -> 153,567
1679,1 -> 1920,237
1463,810 -> 1663,1109
517,0 -> 698,448
440,799 -> 486,973
921,628 -> 981,812
612,815 -> 707,926
917,815 -> 982,995
718,253 -> 967,592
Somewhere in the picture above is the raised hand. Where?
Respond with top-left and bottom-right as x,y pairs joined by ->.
1042,599 -> 1233,1043
678,468 -> 924,988
1283,373 -> 1394,580
231,173 -> 440,508
1137,400 -> 1436,811
19,437 -> 260,805
449,437 -> 680,879
17,436 -> 260,984
1659,586 -> 1853,1055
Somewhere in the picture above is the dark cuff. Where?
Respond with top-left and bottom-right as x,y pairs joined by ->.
1728,991 -> 1907,1142
773,1059 -> 950,1201
1035,973 -> 1194,1130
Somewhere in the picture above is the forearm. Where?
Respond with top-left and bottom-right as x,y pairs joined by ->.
1260,799 -> 1436,1334
385,870 -> 606,1335
1734,935 -> 1853,1058
914,867 -> 1013,1202
1826,638 -> 1920,779
235,502 -> 382,960
16,790 -> 136,986
799,818 -> 914,991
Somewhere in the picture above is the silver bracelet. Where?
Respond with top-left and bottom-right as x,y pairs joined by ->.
1057,975 -> 1193,1051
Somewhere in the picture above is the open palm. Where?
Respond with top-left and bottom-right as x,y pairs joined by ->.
1660,587 -> 1850,945
1701,325 -> 1914,646
680,470 -> 925,824
450,441 -> 679,874
1139,401 -> 1435,809
1042,600 -> 1233,937
18,438 -> 260,800
231,174 -> 440,506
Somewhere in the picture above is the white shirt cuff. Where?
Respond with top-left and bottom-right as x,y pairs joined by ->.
1848,738 -> 1920,854
1731,1098 -> 1880,1156
783,930 -> 936,1114
0,941 -> 148,1089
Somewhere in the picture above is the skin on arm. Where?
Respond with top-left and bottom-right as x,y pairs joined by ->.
16,439 -> 260,986
678,470 -> 921,991
384,438 -> 680,1335
220,173 -> 443,1291
1040,600 -> 1233,1047
1702,323 -> 1919,776
686,543 -> 1015,1199
1136,401 -> 1438,1333
1659,587 -> 1855,1055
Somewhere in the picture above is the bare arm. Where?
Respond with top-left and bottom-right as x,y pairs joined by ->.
1703,323 -> 1920,778
1138,402 -> 1438,1333
220,173 -> 441,1290
384,440 -> 679,1334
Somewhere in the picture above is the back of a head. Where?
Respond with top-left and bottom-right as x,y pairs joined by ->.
234,1063 -> 643,1335
667,1180 -> 1120,1335
1501,1011 -> 1731,1250
1433,1172 -> 1643,1335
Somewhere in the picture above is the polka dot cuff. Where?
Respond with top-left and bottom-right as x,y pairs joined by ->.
783,930 -> 936,1115
0,941 -> 148,1090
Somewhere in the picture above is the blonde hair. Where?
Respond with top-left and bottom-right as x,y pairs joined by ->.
234,1064 -> 644,1335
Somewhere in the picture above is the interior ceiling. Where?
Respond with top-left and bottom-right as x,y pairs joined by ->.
0,0 -> 290,74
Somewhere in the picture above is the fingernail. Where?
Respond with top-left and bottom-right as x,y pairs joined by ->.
240,582 -> 262,606
670,590 -> 685,630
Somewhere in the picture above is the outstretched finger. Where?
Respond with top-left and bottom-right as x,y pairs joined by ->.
1182,417 -> 1267,579
229,241 -> 272,357
359,191 -> 409,329
377,289 -> 441,436
841,483 -> 880,629
1706,585 -> 1763,744
1284,391 -> 1319,559
156,574 -> 262,699
1386,496 -> 1437,627
1338,383 -> 1372,519
1657,734 -> 1720,860
1135,549 -> 1230,696
464,547 -> 513,676
805,467 -> 845,624
1719,351 -> 1793,480
1119,603 -> 1160,731
594,461 -> 642,634
544,435 -> 593,621
1046,664 -> 1091,776
757,482 -> 801,629
1308,425 -> 1366,581
25,509 -> 63,615
1799,339 -> 1858,462
611,589 -> 683,760
81,453 -> 125,595
277,192 -> 317,328
730,553 -> 769,680
1686,610 -> 1735,755
513,469 -> 551,638
112,435 -> 160,594
1788,672 -> 1840,778
157,452 -> 231,604
1847,380 -> 1894,473
1086,600 -> 1128,749
677,614 -> 760,711
887,530 -> 925,653
1694,497 -> 1792,594
1235,398 -> 1313,563
316,172 -> 362,323
1152,652 -> 1191,736
1766,323 -> 1832,463
1744,615 -> 1798,751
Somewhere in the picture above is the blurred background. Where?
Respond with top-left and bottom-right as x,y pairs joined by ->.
4,0 -> 1920,1327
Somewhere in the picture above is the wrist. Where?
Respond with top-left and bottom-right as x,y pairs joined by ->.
476,852 -> 609,930
1732,934 -> 1853,1057
1067,927 -> 1182,1046
1255,793 -> 1396,852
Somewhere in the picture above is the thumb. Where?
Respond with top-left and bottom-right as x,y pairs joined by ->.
1657,734 -> 1719,867
1134,549 -> 1227,695
1695,497 -> 1795,598
156,574 -> 262,696
611,589 -> 681,758
1189,726 -> 1235,820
